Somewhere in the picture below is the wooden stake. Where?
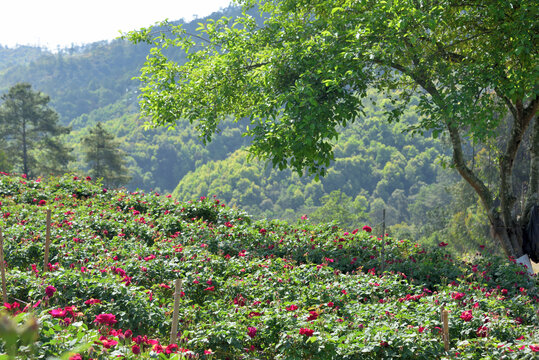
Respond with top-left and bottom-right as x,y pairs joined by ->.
170,279 -> 182,344
381,209 -> 386,273
43,209 -> 51,273
0,229 -> 7,303
441,308 -> 449,351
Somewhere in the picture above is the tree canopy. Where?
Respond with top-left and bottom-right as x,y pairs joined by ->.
81,122 -> 131,188
127,0 -> 537,258
0,83 -> 72,177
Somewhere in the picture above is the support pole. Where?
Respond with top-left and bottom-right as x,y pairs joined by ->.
0,229 -> 7,303
43,209 -> 51,273
441,308 -> 449,351
381,209 -> 386,273
170,279 -> 182,344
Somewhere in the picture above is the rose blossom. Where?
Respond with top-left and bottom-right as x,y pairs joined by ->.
299,328 -> 314,337
94,313 -> 117,326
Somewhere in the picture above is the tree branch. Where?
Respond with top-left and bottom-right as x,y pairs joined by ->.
495,89 -> 518,120
372,57 -> 495,218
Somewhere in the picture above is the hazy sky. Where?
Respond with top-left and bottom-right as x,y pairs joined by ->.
0,0 -> 233,49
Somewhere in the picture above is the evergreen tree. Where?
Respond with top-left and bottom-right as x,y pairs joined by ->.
0,83 -> 72,177
0,149 -> 12,173
81,122 -> 131,187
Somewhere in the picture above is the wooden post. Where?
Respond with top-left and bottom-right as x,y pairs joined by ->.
441,308 -> 449,351
0,229 -> 7,303
381,209 -> 386,273
43,209 -> 51,273
170,279 -> 182,344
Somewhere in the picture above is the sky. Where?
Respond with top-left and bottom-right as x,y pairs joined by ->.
0,0 -> 233,50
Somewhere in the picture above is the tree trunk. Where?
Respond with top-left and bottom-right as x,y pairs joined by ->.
22,118 -> 28,177
447,103 -> 537,259
392,61 -> 537,260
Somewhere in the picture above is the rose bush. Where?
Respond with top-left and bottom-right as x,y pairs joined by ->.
0,173 -> 536,359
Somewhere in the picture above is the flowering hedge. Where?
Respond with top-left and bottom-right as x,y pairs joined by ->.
0,173 -> 537,359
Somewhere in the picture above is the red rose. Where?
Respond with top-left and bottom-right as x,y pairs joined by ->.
45,285 -> 56,297
460,310 -> 473,322
94,313 -> 117,326
247,326 -> 257,338
286,304 -> 298,311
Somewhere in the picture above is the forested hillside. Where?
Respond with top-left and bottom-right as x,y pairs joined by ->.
0,5 -> 500,255
175,91 -> 445,223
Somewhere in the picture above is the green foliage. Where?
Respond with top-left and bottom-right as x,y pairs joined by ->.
124,0 -> 537,176
0,45 -> 48,72
81,122 -> 131,188
304,190 -> 367,228
0,150 -> 12,173
0,83 -> 73,177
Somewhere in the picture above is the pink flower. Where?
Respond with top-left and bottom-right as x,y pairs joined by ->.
362,225 -> 372,233
165,344 -> 179,354
451,292 -> 465,301
49,308 -> 67,318
97,336 -> 118,349
94,313 -> 117,326
286,304 -> 298,311
84,298 -> 101,305
204,286 -> 215,291
69,355 -> 83,360
45,285 -> 56,297
529,345 -> 539,352
259,228 -> 267,234
247,326 -> 257,338
460,310 -> 473,322
439,242 -> 448,247
204,349 -> 214,354
38,199 -> 47,206
299,328 -> 314,337
131,344 -> 141,354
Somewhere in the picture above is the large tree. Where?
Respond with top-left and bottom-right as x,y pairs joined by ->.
125,0 -> 538,258
81,122 -> 131,188
0,82 -> 72,177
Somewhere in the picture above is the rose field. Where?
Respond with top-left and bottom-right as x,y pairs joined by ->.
0,173 -> 537,359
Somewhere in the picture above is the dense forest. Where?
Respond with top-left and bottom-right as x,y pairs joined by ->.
0,5 -> 529,257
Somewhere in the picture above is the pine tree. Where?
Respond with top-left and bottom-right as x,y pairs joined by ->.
81,122 -> 131,187
0,83 -> 72,177
0,149 -> 11,173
